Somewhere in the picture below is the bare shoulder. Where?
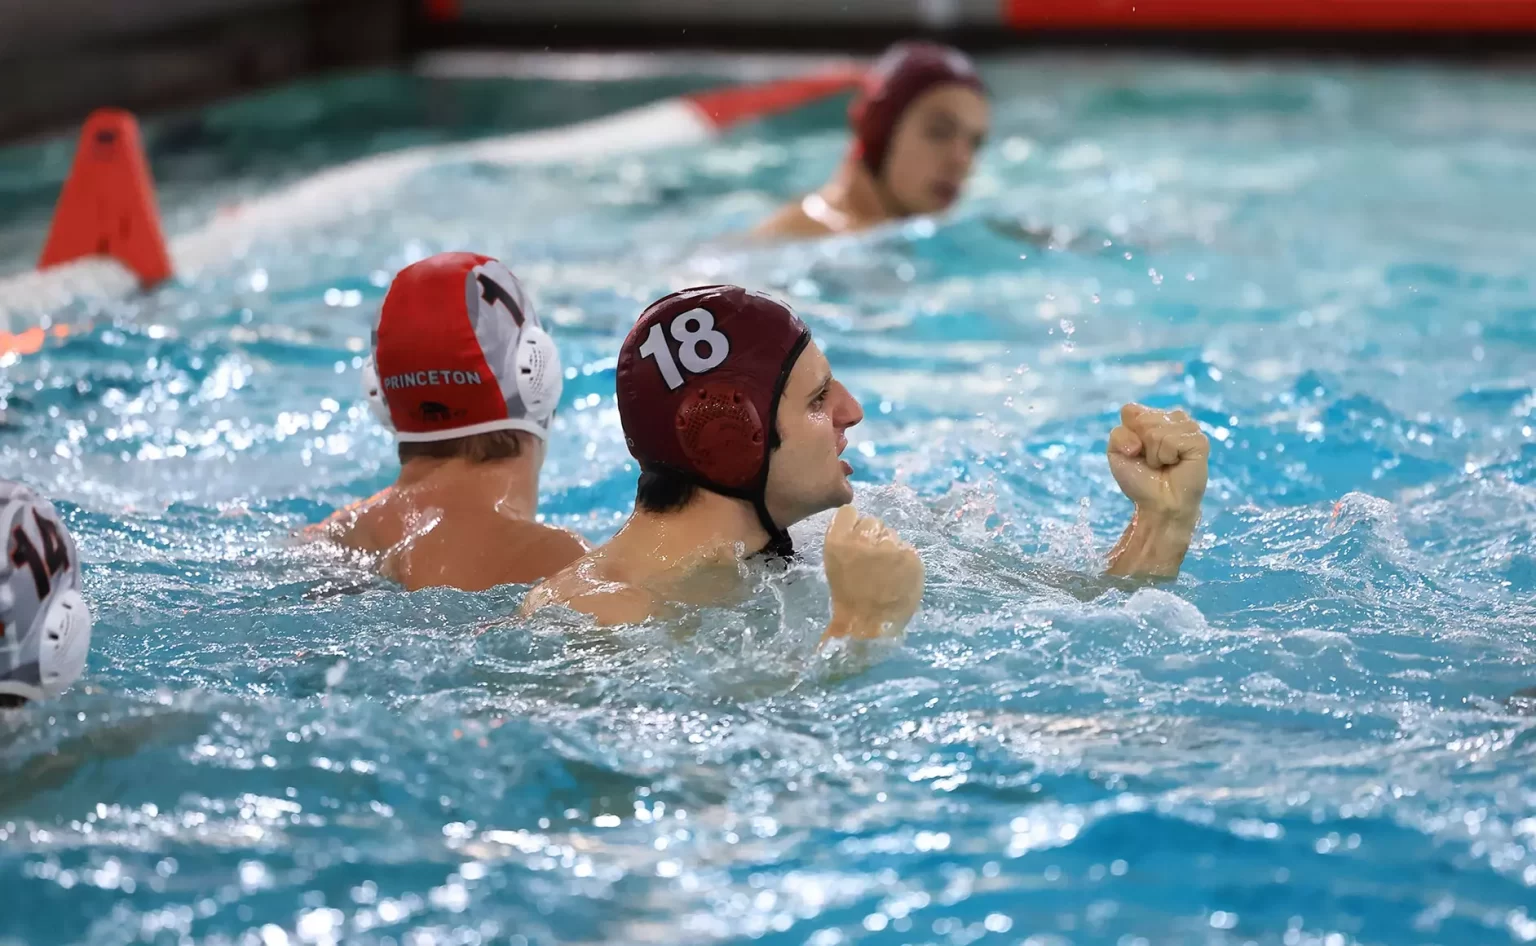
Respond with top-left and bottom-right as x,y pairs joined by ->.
752,200 -> 835,241
519,520 -> 590,563
376,514 -> 589,592
521,559 -> 660,627
457,518 -> 588,589
303,491 -> 390,550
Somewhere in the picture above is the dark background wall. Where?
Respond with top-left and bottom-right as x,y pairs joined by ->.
3,0 -> 1532,144
0,0 -> 406,143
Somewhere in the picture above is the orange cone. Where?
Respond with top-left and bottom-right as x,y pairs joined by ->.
37,108 -> 172,287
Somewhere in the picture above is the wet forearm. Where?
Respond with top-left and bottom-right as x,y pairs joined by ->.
1105,509 -> 1199,580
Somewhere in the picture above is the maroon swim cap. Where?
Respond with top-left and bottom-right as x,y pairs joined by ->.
850,42 -> 986,176
616,285 -> 811,555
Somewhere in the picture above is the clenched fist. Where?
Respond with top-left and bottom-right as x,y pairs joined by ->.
822,505 -> 924,641
1107,404 -> 1209,522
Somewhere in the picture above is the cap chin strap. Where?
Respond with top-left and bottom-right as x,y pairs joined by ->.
641,466 -> 794,560
647,329 -> 810,561
754,330 -> 812,559
753,497 -> 794,560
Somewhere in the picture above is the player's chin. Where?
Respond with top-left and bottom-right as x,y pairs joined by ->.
830,477 -> 856,506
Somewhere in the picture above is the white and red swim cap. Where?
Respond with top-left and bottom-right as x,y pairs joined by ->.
362,252 -> 563,442
0,481 -> 92,704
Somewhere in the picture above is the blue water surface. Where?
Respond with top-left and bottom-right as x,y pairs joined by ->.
2,56 -> 1536,946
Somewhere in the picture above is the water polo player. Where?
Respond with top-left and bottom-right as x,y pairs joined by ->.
523,284 -> 925,642
756,42 -> 990,239
525,285 -> 1207,640
312,252 -> 586,591
1,481 -> 93,706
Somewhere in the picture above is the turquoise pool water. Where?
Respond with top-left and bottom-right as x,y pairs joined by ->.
3,56 -> 1536,946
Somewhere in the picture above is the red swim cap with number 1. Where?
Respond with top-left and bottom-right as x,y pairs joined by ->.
363,252 -> 563,442
616,286 -> 810,556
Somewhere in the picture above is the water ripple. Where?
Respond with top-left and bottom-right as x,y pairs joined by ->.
2,57 -> 1536,946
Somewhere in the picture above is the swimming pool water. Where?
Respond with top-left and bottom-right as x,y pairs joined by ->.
3,56 -> 1536,946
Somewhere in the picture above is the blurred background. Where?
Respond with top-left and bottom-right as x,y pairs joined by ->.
6,5 -> 1536,946
4,0 -> 1535,143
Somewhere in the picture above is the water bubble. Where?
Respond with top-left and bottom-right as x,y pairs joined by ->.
324,660 -> 348,688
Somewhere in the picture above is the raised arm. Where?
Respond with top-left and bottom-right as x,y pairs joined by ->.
1103,404 -> 1210,580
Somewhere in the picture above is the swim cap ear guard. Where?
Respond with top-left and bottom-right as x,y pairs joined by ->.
617,287 -> 811,558
361,353 -> 394,431
0,482 -> 93,704
511,322 -> 563,422
674,380 -> 767,490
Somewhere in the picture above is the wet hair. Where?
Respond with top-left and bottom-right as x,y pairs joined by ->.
397,430 -> 526,465
634,468 -> 700,514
